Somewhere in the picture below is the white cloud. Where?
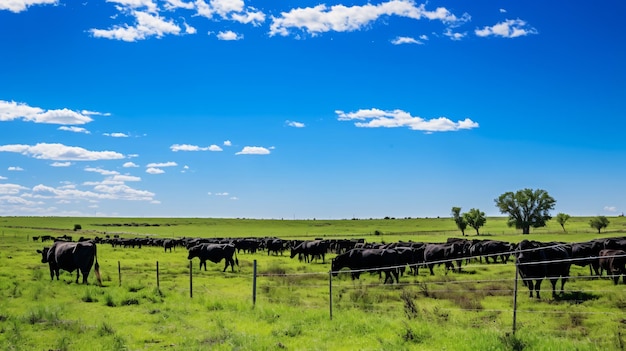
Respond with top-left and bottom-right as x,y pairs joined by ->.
184,22 -> 197,34
391,36 -> 423,45
146,167 -> 165,174
215,192 -> 229,196
104,132 -> 129,137
0,143 -> 124,161
444,29 -> 466,40
475,19 -> 538,38
499,9 -> 507,13
229,196 -> 238,200
195,0 -> 265,25
59,126 -> 91,134
112,174 -> 141,182
90,10 -> 182,42
108,0 -> 159,13
8,166 -> 24,171
0,100 -> 94,125
164,0 -> 195,10
419,34 -> 428,41
286,120 -> 305,128
0,0 -> 57,13
269,1 -> 469,37
123,162 -> 140,168
85,167 -> 120,176
235,146 -> 271,155
170,144 -> 223,152
32,183 -> 155,201
50,162 -> 71,167
224,140 -> 232,146
216,30 -> 243,41
0,183 -> 28,195
0,176 -> 7,180
604,206 -> 617,212
146,161 -> 177,167
336,108 -> 479,132
81,110 -> 111,116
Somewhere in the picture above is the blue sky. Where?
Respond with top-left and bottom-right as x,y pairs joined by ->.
0,0 -> 624,219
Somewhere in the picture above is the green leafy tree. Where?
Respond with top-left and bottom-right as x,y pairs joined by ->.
589,216 -> 610,234
555,213 -> 570,232
451,206 -> 467,236
463,208 -> 487,235
494,188 -> 556,234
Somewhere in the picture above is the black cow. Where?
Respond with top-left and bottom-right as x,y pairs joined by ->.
570,240 -> 603,276
266,238 -> 286,256
290,240 -> 329,263
331,248 -> 400,284
423,242 -> 463,275
598,249 -> 626,285
515,240 -> 571,299
187,243 -> 239,272
37,241 -> 102,285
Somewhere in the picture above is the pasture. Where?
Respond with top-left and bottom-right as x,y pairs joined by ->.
0,216 -> 625,350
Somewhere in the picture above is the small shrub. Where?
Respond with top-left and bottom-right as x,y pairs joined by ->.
98,322 -> 115,336
120,297 -> 139,306
104,294 -> 116,307
499,332 -> 526,351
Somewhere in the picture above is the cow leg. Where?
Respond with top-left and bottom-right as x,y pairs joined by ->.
76,270 -> 80,284
82,269 -> 89,284
534,279 -> 542,299
526,280 -> 534,298
428,264 -> 435,276
223,261 -> 228,272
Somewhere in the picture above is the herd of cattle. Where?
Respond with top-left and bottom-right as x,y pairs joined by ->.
35,234 -> 626,299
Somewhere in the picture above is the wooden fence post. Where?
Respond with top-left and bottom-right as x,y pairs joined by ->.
118,261 -> 121,287
252,259 -> 257,307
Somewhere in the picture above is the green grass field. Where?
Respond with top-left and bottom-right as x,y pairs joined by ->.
0,216 -> 625,350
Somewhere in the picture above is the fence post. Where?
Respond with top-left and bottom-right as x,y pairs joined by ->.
189,260 -> 193,298
329,271 -> 333,320
512,261 -> 519,334
252,259 -> 257,307
156,261 -> 160,290
118,261 -> 121,286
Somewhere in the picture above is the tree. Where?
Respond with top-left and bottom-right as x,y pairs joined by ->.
463,208 -> 487,235
451,206 -> 467,236
555,213 -> 570,233
494,188 -> 556,235
589,216 -> 610,234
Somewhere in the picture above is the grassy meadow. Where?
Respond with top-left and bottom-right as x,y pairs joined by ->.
0,216 -> 625,350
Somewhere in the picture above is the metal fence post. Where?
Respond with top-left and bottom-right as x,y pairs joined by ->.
252,259 -> 257,307
118,261 -> 121,286
156,261 -> 160,290
513,261 -> 519,334
189,260 -> 193,298
329,271 -> 333,320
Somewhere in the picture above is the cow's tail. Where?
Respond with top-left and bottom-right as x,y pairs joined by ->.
94,243 -> 102,286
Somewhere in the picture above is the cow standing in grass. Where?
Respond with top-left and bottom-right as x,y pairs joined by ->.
187,243 -> 239,272
37,240 -> 102,285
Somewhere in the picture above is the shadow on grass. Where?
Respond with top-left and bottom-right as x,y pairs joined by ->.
555,290 -> 600,303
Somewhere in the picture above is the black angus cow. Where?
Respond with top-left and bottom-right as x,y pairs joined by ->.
515,240 -> 571,299
266,238 -> 286,256
423,242 -> 463,275
570,240 -> 603,276
598,249 -> 626,285
37,241 -> 102,285
187,243 -> 239,272
163,239 -> 177,253
471,240 -> 513,264
290,240 -> 329,263
331,248 -> 400,284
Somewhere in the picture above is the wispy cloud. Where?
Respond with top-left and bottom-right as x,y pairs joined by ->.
123,162 -> 140,168
0,143 -> 124,161
475,19 -> 538,38
269,1 -> 469,37
170,144 -> 223,152
8,166 -> 24,171
336,108 -> 479,132
146,167 -> 165,174
0,0 -> 57,13
286,120 -> 305,128
235,146 -> 271,155
0,100 -> 94,125
50,162 -> 71,167
146,162 -> 177,168
391,36 -> 424,45
90,10 -> 182,42
59,126 -> 90,134
104,132 -> 129,138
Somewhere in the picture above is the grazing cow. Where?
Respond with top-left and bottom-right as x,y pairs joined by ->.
331,248 -> 400,284
266,238 -> 286,256
163,239 -> 177,253
290,240 -> 329,263
598,249 -> 626,285
37,241 -> 102,285
515,240 -> 571,299
423,242 -> 463,275
187,243 -> 239,272
570,240 -> 603,276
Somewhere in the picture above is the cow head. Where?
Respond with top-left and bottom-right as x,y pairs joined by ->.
36,247 -> 50,263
